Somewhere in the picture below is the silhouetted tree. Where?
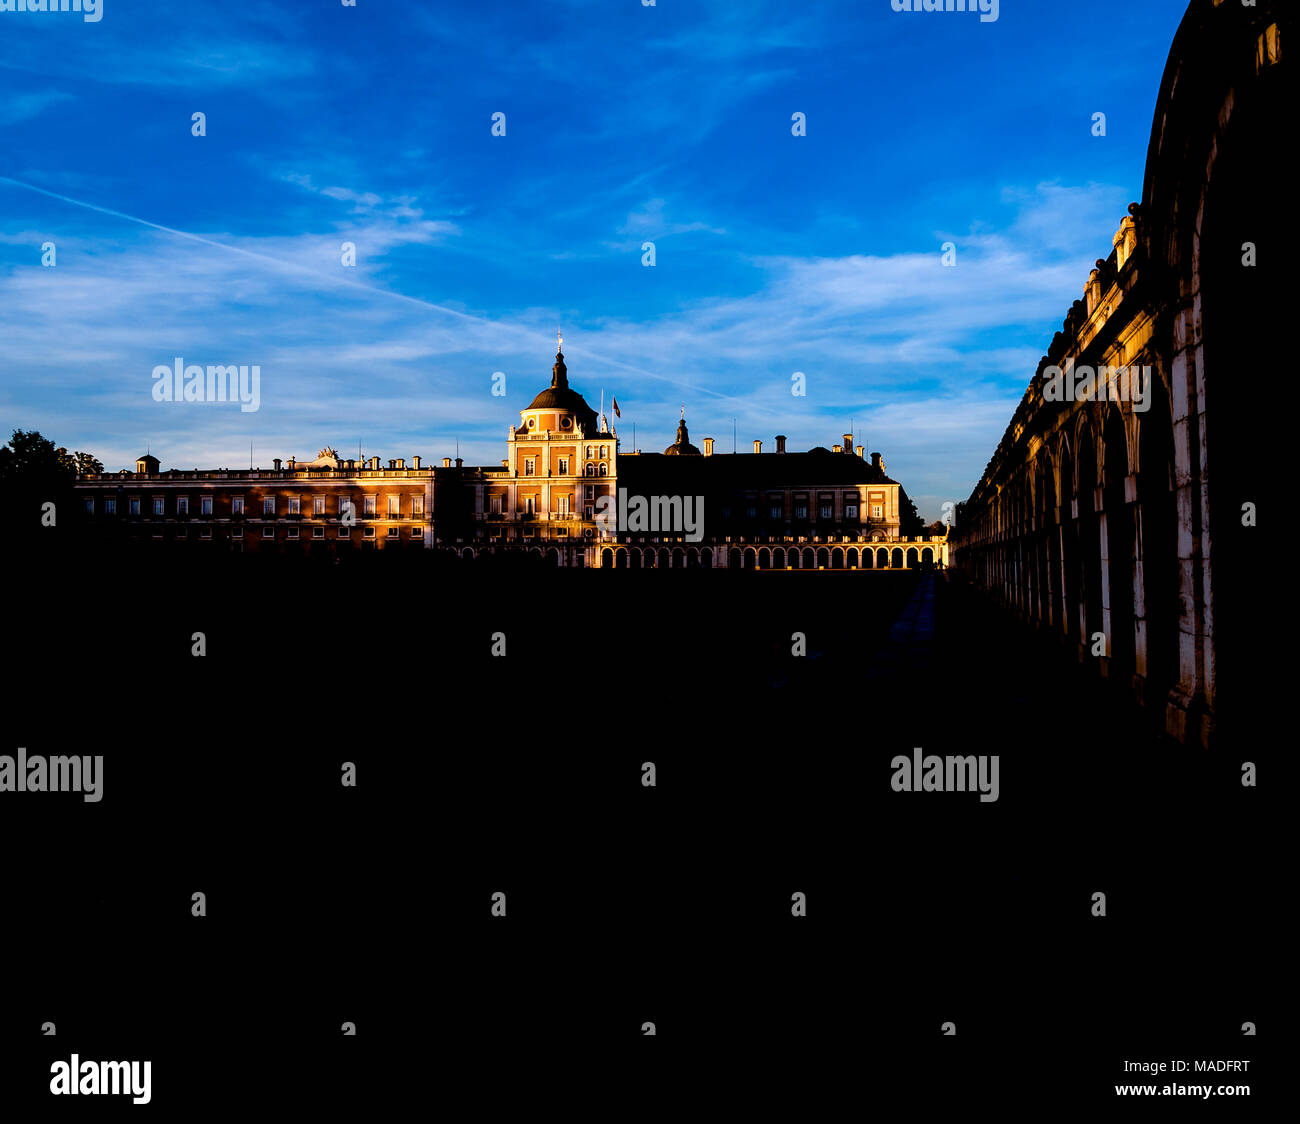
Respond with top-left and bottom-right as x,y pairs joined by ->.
0,429 -> 83,537
65,450 -> 104,475
897,487 -> 925,537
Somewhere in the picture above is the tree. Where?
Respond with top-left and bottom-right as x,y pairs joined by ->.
0,430 -> 88,535
0,430 -> 76,489
897,487 -> 925,537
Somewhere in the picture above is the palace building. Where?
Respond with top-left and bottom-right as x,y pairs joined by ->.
949,0 -> 1283,743
75,338 -> 949,569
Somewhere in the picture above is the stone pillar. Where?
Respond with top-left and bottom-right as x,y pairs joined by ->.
1168,293 -> 1211,743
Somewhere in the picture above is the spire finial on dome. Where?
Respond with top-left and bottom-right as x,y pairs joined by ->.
551,334 -> 568,389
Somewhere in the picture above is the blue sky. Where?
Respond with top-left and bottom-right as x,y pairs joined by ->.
0,0 -> 1189,518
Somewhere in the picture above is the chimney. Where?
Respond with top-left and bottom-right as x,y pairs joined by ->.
387,459 -> 395,470
455,457 -> 464,469
703,437 -> 714,457
288,456 -> 296,470
501,459 -> 509,468
870,452 -> 882,470
775,434 -> 786,454
396,458 -> 406,469
273,458 -> 282,471
833,445 -> 842,454
411,456 -> 421,469
843,434 -> 853,455
368,456 -> 380,470
753,439 -> 762,454
443,457 -> 452,468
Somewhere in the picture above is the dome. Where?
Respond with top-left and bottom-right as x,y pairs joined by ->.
523,347 -> 599,432
663,414 -> 700,455
527,385 -> 595,413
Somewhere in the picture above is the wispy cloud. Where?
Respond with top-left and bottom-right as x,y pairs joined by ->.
0,90 -> 72,125
0,0 -> 1190,518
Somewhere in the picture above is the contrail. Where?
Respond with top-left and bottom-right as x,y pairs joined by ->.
0,174 -> 750,406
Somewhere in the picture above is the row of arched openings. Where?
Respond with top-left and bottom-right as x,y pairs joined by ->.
961,395 -> 1178,710
597,545 -> 936,569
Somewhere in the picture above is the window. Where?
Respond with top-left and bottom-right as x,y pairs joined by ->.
585,505 -> 594,520
84,498 -> 94,515
585,463 -> 595,476
313,496 -> 325,515
412,495 -> 424,516
557,457 -> 569,475
846,503 -> 859,519
599,446 -> 608,459
586,446 -> 593,458
558,495 -> 571,516
489,495 -> 502,515
287,527 -> 299,539
523,496 -> 535,515
585,485 -> 594,500
200,526 -> 212,539
820,504 -> 833,520
387,526 -> 399,537
363,526 -> 376,538
287,496 -> 300,515
363,495 -> 376,516
153,497 -> 165,515
871,504 -> 883,519
387,495 -> 400,515
232,496 -> 244,515
337,526 -> 350,538
177,497 -> 189,515
560,417 -> 571,429
770,505 -> 782,520
746,506 -> 757,519
598,463 -> 608,476
200,496 -> 212,515
232,526 -> 243,539
312,526 -> 324,538
794,505 -> 807,520
524,459 -> 536,476
527,417 -> 536,428
263,497 -> 275,515
262,526 -> 275,539
105,498 -> 116,516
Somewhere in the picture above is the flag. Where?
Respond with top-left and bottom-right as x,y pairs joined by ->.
612,396 -> 621,418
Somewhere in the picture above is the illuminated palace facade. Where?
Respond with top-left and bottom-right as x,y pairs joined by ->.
74,342 -> 949,569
